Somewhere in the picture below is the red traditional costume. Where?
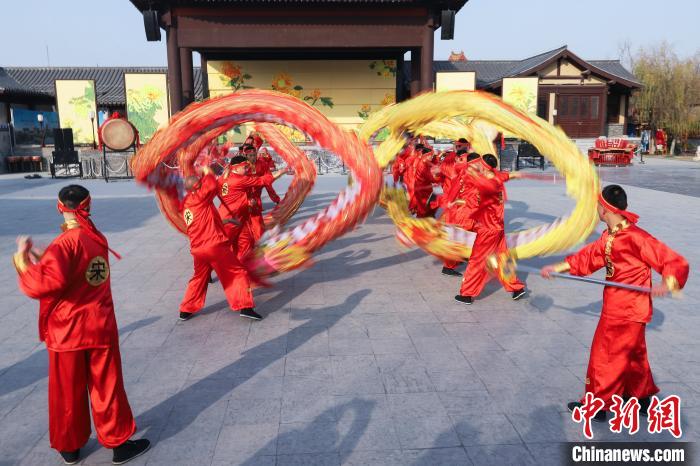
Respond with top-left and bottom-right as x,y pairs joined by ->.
258,148 -> 277,172
563,202 -> 688,409
407,152 -> 438,218
459,164 -> 525,297
246,158 -> 281,249
392,144 -> 413,184
440,159 -> 479,270
13,198 -> 136,453
654,129 -> 667,154
218,164 -> 275,261
435,150 -> 458,206
179,173 -> 254,313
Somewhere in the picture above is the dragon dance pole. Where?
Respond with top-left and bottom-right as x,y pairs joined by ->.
515,264 -> 654,294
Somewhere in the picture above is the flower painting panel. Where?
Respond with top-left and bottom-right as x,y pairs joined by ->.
206,60 -> 396,139
55,80 -> 97,145
124,73 -> 170,143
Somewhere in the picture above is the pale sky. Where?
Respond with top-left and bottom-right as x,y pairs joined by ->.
1,0 -> 698,67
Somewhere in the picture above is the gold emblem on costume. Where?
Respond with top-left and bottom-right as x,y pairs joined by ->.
604,232 -> 616,278
221,183 -> 229,196
85,256 -> 109,286
183,209 -> 194,226
585,377 -> 590,385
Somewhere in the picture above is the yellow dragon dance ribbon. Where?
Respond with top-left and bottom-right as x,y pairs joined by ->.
359,90 -> 599,262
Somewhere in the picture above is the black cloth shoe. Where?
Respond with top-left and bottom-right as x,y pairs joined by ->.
441,267 -> 462,277
179,311 -> 194,321
112,439 -> 150,465
60,450 -> 80,465
454,295 -> 473,305
512,289 -> 527,300
568,401 -> 607,423
240,308 -> 263,320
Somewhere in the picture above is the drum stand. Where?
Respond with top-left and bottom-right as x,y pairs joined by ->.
102,143 -> 136,182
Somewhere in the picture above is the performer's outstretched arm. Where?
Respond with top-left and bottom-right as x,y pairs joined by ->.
265,183 -> 281,204
14,238 -> 71,299
542,236 -> 605,279
638,233 -> 689,292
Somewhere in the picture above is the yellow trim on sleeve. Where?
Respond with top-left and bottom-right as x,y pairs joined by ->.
552,261 -> 571,273
12,252 -> 29,274
664,276 -> 680,293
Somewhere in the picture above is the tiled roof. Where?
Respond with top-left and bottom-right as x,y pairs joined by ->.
589,60 -> 640,85
432,60 -> 517,87
503,45 -> 568,79
3,67 -> 203,106
428,45 -> 640,88
3,46 -> 639,106
0,67 -> 50,98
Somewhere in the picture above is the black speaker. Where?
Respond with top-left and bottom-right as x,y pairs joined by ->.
143,10 -> 161,41
62,128 -> 74,151
441,10 -> 455,40
53,128 -> 65,151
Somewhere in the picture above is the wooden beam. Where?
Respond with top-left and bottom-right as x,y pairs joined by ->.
173,5 -> 429,19
177,21 -> 424,49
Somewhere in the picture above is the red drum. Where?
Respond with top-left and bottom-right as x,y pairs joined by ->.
100,119 -> 137,151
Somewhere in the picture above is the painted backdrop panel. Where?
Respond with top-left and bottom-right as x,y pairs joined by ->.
502,77 -> 539,115
501,77 -> 539,138
435,72 -> 476,92
207,60 -> 397,140
55,80 -> 97,145
124,73 -> 170,143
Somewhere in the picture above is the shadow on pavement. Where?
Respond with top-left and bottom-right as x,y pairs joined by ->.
0,316 -> 161,397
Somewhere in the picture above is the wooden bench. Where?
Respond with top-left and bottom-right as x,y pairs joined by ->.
6,155 -> 44,173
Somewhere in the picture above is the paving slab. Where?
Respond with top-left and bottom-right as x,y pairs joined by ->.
0,164 -> 698,465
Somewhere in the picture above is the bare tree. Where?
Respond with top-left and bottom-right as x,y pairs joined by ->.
629,42 -> 700,152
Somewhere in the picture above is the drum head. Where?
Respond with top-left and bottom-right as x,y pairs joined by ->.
101,119 -> 136,151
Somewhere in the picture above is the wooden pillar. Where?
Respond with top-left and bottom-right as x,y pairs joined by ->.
180,48 -> 194,107
600,85 -> 608,137
201,56 -> 210,99
420,26 -> 434,91
395,54 -> 405,102
410,49 -> 421,96
166,24 -> 183,114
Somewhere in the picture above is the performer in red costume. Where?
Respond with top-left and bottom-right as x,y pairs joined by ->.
241,144 -> 281,244
245,132 -> 264,152
258,147 -> 277,172
455,154 -> 526,304
12,185 -> 149,465
408,147 -> 439,218
455,138 -> 470,153
179,166 -> 262,321
440,151 -> 480,276
541,185 -> 689,421
432,139 -> 471,214
402,142 -> 423,196
218,155 -> 286,261
392,139 -> 416,184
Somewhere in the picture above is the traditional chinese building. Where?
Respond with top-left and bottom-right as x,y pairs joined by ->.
128,0 -> 467,121
432,45 -> 642,138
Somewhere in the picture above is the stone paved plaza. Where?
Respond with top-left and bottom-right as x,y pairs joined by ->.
0,158 -> 699,465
